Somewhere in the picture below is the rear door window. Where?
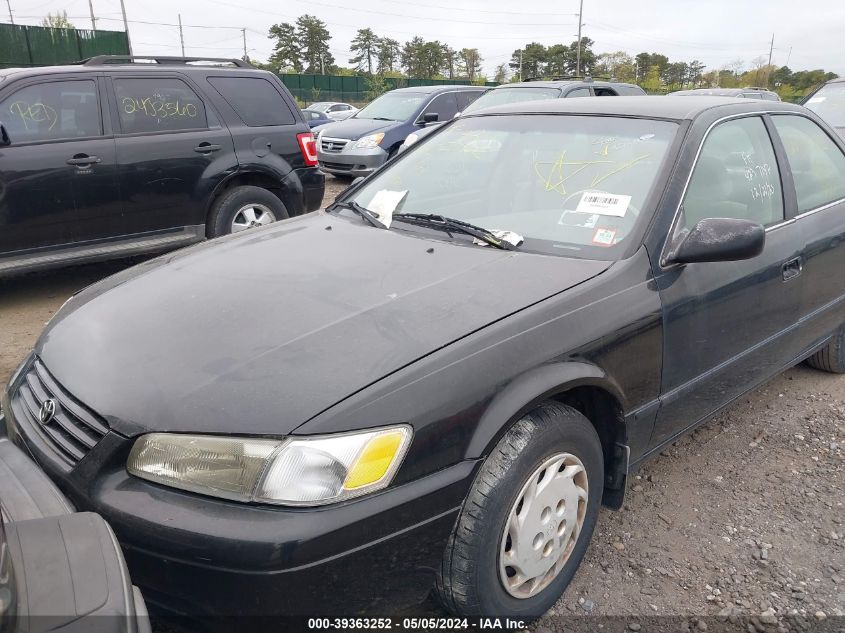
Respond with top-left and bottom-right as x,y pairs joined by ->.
113,77 -> 208,134
771,114 -> 845,212
457,90 -> 482,111
0,79 -> 101,142
207,76 -> 295,126
566,88 -> 591,98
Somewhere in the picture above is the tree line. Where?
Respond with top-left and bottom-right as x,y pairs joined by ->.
266,16 -> 485,83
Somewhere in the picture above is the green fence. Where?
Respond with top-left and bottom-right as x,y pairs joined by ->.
279,74 -> 496,106
0,23 -> 129,68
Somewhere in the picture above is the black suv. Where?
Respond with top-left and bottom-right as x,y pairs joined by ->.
0,56 -> 324,276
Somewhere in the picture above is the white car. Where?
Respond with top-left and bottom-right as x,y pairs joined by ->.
308,101 -> 359,121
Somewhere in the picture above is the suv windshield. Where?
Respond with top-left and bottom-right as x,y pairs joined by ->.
463,87 -> 562,114
355,92 -> 427,121
805,83 -> 845,128
309,102 -> 333,113
350,115 -> 678,259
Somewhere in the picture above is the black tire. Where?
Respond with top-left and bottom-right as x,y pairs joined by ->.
435,402 -> 604,618
207,185 -> 288,238
805,328 -> 845,373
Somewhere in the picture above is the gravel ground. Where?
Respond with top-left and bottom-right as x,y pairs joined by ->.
1,174 -> 842,632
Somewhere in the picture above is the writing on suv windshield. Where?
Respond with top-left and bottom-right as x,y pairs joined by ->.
350,115 -> 677,259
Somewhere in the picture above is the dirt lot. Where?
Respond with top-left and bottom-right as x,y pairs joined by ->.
1,174 -> 842,631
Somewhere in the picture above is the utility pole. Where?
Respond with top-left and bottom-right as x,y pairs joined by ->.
178,14 -> 185,57
766,33 -> 774,88
87,0 -> 96,30
118,0 -> 133,55
241,28 -> 247,62
575,0 -> 584,76
5,0 -> 13,24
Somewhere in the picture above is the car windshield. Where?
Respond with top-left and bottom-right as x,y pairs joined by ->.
805,83 -> 845,128
354,92 -> 427,121
309,103 -> 333,113
463,87 -> 562,114
349,115 -> 678,259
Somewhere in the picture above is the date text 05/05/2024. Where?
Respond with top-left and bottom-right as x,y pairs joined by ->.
306,617 -> 527,630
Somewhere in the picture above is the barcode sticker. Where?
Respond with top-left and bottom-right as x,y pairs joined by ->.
592,227 -> 617,246
574,191 -> 631,217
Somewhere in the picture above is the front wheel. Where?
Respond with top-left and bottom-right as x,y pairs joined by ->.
435,402 -> 603,618
207,185 -> 289,238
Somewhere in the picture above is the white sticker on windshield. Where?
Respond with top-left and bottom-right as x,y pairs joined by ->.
806,96 -> 826,104
368,189 -> 408,228
574,191 -> 631,217
472,230 -> 524,248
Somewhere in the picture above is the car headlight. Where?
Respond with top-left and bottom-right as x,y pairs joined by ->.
127,426 -> 412,506
403,133 -> 419,148
352,132 -> 385,149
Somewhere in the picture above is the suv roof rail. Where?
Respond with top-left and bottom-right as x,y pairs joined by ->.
79,55 -> 252,68
741,86 -> 770,91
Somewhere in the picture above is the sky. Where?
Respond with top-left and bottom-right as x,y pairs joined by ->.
7,0 -> 844,77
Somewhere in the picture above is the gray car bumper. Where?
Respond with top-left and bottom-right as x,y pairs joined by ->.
317,142 -> 388,178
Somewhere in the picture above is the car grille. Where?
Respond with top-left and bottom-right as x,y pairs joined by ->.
10,358 -> 108,466
320,137 -> 349,153
319,160 -> 353,172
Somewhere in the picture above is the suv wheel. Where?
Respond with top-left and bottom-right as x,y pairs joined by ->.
435,402 -> 603,619
208,186 -> 289,238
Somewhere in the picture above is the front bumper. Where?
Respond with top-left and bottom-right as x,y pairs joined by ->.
317,142 -> 388,178
1,384 -> 476,617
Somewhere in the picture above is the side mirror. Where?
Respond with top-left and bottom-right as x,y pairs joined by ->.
0,124 -> 10,146
422,112 -> 439,124
665,218 -> 765,265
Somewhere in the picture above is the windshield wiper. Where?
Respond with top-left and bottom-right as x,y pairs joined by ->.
369,116 -> 395,121
393,213 -> 518,250
328,200 -> 387,229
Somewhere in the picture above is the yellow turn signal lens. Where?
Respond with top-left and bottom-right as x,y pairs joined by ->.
343,430 -> 405,490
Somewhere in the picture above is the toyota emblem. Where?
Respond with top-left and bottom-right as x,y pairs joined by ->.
39,399 -> 57,425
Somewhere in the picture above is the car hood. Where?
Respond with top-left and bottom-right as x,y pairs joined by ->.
318,117 -> 398,140
36,214 -> 611,437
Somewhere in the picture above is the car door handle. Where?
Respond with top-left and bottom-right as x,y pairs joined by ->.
66,155 -> 101,166
194,143 -> 222,154
782,256 -> 802,281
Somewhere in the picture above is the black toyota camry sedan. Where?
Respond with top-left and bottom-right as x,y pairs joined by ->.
3,96 -> 845,621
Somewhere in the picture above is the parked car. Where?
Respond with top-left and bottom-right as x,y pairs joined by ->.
0,55 -> 324,277
400,78 -> 645,152
301,107 -> 333,129
0,436 -> 150,632
669,87 -> 781,101
802,77 -> 845,138
316,85 -> 486,177
4,96 -> 845,620
307,101 -> 359,120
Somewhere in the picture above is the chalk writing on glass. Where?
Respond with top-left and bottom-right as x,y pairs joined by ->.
121,96 -> 198,122
740,152 -> 776,199
9,101 -> 58,130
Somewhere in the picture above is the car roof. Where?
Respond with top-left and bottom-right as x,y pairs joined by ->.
390,84 -> 486,94
466,95 -> 805,121
0,62 -> 271,80
492,80 -> 639,89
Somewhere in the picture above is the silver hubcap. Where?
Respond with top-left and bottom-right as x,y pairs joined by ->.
499,452 -> 589,599
231,204 -> 276,233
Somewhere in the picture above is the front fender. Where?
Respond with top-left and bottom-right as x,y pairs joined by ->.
467,361 -> 626,458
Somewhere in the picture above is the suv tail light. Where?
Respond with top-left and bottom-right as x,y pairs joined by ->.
297,132 -> 318,167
